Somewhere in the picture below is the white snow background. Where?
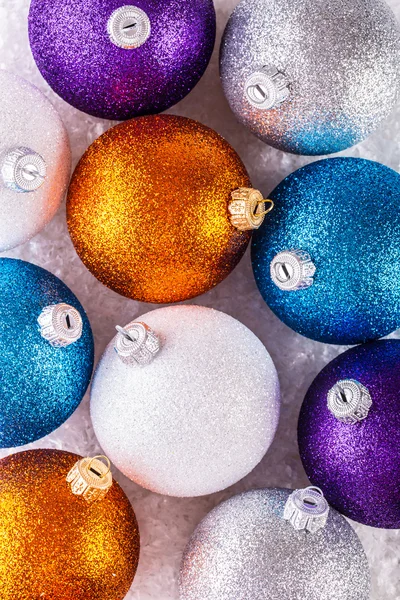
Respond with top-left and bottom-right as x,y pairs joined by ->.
1,0 -> 400,598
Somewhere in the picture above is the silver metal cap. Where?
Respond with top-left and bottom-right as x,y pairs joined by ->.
245,65 -> 290,110
115,321 -> 160,366
270,249 -> 316,291
283,486 -> 329,533
38,303 -> 83,348
327,379 -> 372,424
107,5 -> 151,49
2,147 -> 46,193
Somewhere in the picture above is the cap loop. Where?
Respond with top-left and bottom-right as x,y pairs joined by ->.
229,188 -> 273,231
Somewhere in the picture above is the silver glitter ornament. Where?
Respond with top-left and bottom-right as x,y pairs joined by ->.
0,71 -> 71,251
220,0 -> 400,155
180,488 -> 370,600
91,305 -> 280,497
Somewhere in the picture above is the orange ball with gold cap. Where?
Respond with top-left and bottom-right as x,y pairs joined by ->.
67,115 -> 272,304
0,449 -> 139,600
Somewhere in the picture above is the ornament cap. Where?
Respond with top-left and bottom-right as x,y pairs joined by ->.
1,146 -> 47,193
229,188 -> 274,231
115,321 -> 160,365
245,65 -> 290,110
38,303 -> 83,348
66,455 -> 113,504
327,379 -> 372,424
270,249 -> 316,291
283,486 -> 329,533
107,5 -> 151,49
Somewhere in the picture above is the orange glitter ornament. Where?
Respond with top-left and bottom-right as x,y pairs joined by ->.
0,449 -> 140,600
67,115 -> 252,303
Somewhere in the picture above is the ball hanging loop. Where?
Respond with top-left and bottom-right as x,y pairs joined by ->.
229,188 -> 274,231
107,5 -> 151,49
327,379 -> 372,424
38,303 -> 83,348
114,321 -> 161,366
283,486 -> 329,533
270,249 -> 316,291
1,147 -> 47,193
66,455 -> 113,504
244,66 -> 290,110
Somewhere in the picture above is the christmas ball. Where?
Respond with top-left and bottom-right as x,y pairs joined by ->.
0,258 -> 94,448
0,71 -> 70,252
220,0 -> 400,155
91,305 -> 280,497
67,115 -> 257,303
180,487 -> 370,599
251,157 -> 400,345
298,340 -> 400,528
28,0 -> 216,120
0,449 -> 140,599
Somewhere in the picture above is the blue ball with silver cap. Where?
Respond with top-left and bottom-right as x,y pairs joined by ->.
0,258 -> 94,448
251,157 -> 400,344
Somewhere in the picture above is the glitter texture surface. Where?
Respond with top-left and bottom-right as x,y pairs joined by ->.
0,448 -> 140,599
179,488 -> 370,600
0,258 -> 94,447
28,0 -> 216,120
91,305 -> 280,497
0,71 -> 70,252
67,115 -> 251,303
3,0 -> 400,595
220,0 -> 400,155
298,340 -> 400,528
251,157 -> 400,345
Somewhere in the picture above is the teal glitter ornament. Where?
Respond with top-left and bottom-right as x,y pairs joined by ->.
251,158 -> 400,344
0,259 -> 94,448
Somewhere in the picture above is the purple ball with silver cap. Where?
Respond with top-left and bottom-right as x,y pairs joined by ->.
28,0 -> 216,120
298,340 -> 400,529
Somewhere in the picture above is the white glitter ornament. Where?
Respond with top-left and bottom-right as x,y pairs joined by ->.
220,0 -> 400,155
91,306 -> 280,497
180,488 -> 370,600
0,71 -> 71,251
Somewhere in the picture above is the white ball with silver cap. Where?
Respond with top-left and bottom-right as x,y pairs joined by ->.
107,5 -> 151,49
283,486 -> 329,533
270,249 -> 316,291
91,305 -> 280,497
114,321 -> 161,366
245,65 -> 290,110
38,303 -> 83,348
327,379 -> 372,424
0,71 -> 71,252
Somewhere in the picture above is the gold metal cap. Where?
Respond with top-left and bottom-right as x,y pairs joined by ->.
66,456 -> 113,504
229,188 -> 274,231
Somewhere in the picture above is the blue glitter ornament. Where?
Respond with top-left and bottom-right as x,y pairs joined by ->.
0,259 -> 94,448
252,158 -> 400,344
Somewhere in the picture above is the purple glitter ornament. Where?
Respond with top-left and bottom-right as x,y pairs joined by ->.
28,0 -> 216,120
298,340 -> 400,529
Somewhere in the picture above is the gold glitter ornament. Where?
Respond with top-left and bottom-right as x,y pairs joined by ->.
0,449 -> 140,600
67,115 -> 254,303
